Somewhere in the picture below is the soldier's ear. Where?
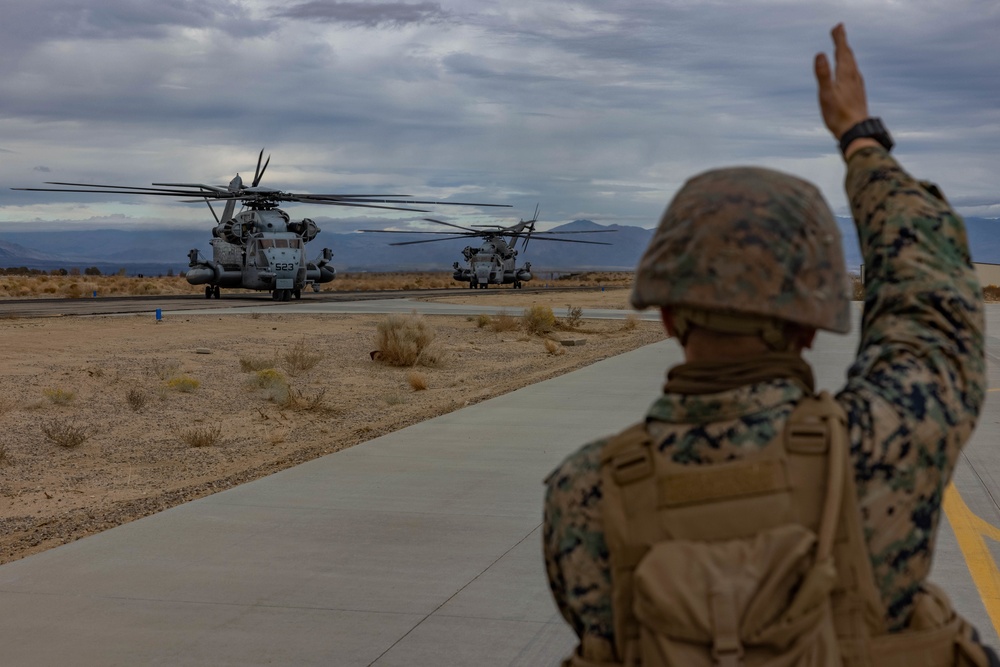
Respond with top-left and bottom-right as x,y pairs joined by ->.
791,326 -> 818,351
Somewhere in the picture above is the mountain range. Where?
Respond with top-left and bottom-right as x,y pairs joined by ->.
1,217 -> 997,276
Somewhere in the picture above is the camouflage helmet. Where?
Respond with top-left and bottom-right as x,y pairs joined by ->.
630,166 -> 850,334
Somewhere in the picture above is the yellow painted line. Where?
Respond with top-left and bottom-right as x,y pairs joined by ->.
943,484 -> 1000,637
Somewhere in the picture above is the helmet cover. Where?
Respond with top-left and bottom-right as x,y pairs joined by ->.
630,167 -> 850,333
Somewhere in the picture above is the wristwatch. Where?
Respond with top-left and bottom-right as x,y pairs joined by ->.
839,117 -> 894,156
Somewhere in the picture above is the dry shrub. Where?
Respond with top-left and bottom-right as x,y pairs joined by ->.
384,392 -> 407,405
544,338 -> 565,356
253,369 -> 291,404
475,313 -> 492,328
41,419 -> 89,448
523,305 -> 556,335
489,309 -> 520,332
180,424 -> 222,447
126,388 -> 147,412
42,388 -> 75,405
983,284 -> 1000,301
375,313 -> 440,367
408,371 -> 428,391
565,305 -> 583,328
851,274 -> 865,301
621,314 -> 639,331
282,338 -> 324,376
150,359 -> 182,380
240,355 -> 276,372
165,375 -> 200,393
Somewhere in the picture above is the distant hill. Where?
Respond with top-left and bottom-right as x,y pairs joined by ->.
0,216 -> 996,275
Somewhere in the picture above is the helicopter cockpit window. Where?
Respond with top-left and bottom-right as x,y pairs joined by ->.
258,239 -> 273,249
274,239 -> 289,248
289,239 -> 303,249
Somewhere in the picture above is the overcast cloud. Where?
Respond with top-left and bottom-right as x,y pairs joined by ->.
0,0 -> 997,235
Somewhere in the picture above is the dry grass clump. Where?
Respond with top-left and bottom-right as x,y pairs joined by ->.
523,305 -> 556,335
983,284 -> 1000,301
282,338 -> 324,376
375,313 -> 441,367
42,388 -> 75,405
489,310 -> 521,332
41,419 -> 89,448
180,424 -> 222,448
475,313 -> 492,328
621,314 -> 639,331
126,388 -> 148,412
544,338 -> 566,356
165,375 -> 200,393
239,355 -> 276,372
408,371 -> 429,391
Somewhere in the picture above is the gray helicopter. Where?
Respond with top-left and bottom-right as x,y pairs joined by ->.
15,151 -> 509,300
361,206 -> 614,289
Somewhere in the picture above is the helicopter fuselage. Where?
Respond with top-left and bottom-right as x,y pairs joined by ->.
452,237 -> 532,289
186,208 -> 335,300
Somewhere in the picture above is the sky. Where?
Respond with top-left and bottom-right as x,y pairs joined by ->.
0,0 -> 997,235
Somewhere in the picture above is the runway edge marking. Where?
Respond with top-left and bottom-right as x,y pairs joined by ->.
943,483 -> 1000,637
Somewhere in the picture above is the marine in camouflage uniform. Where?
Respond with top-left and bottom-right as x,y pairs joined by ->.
543,26 -> 986,666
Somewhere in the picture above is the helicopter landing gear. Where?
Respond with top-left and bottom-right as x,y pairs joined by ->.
293,289 -> 302,300
272,289 -> 292,302
469,279 -> 477,289
205,285 -> 212,299
513,281 -> 522,289
213,285 -> 221,299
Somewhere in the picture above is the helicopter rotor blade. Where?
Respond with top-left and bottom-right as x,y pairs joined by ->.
422,218 -> 481,233
358,229 -> 476,235
284,197 -> 430,212
513,235 -> 613,245
253,153 -> 270,188
389,235 -> 475,246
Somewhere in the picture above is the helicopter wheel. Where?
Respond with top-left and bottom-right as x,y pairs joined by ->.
205,286 -> 213,299
293,289 -> 302,300
469,280 -> 476,289
271,290 -> 280,301
213,285 -> 221,299
281,289 -> 292,302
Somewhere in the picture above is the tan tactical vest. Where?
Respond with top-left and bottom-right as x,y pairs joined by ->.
584,392 -> 991,667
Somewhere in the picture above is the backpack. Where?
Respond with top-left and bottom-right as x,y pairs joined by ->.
588,392 -> 992,667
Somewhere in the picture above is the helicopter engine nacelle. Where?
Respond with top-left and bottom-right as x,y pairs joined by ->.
516,262 -> 532,283
288,218 -> 320,243
214,219 -> 246,245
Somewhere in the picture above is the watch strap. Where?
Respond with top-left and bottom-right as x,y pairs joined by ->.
839,117 -> 894,156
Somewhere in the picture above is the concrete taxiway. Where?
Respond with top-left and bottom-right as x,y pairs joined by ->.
0,301 -> 998,665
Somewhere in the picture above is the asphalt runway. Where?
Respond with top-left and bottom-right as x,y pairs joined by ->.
0,300 -> 997,665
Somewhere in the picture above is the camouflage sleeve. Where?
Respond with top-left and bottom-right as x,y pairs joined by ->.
543,438 -> 617,659
837,146 -> 986,628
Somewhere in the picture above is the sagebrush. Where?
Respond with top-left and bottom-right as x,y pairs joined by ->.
42,419 -> 89,448
375,313 -> 440,367
181,424 -> 222,447
523,305 -> 556,335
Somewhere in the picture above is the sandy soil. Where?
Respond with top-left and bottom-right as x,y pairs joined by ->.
0,295 -> 664,564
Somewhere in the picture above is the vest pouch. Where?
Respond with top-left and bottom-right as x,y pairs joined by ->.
864,583 -> 995,667
632,523 -> 840,666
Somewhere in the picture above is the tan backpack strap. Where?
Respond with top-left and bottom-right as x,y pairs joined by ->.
600,422 -> 657,664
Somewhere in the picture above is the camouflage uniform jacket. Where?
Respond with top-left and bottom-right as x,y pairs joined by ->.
543,147 -> 986,662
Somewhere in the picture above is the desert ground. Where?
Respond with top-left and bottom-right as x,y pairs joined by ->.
0,281 -> 664,565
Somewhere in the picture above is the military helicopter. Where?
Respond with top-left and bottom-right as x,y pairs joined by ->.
361,206 -> 615,289
14,150 -> 509,300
